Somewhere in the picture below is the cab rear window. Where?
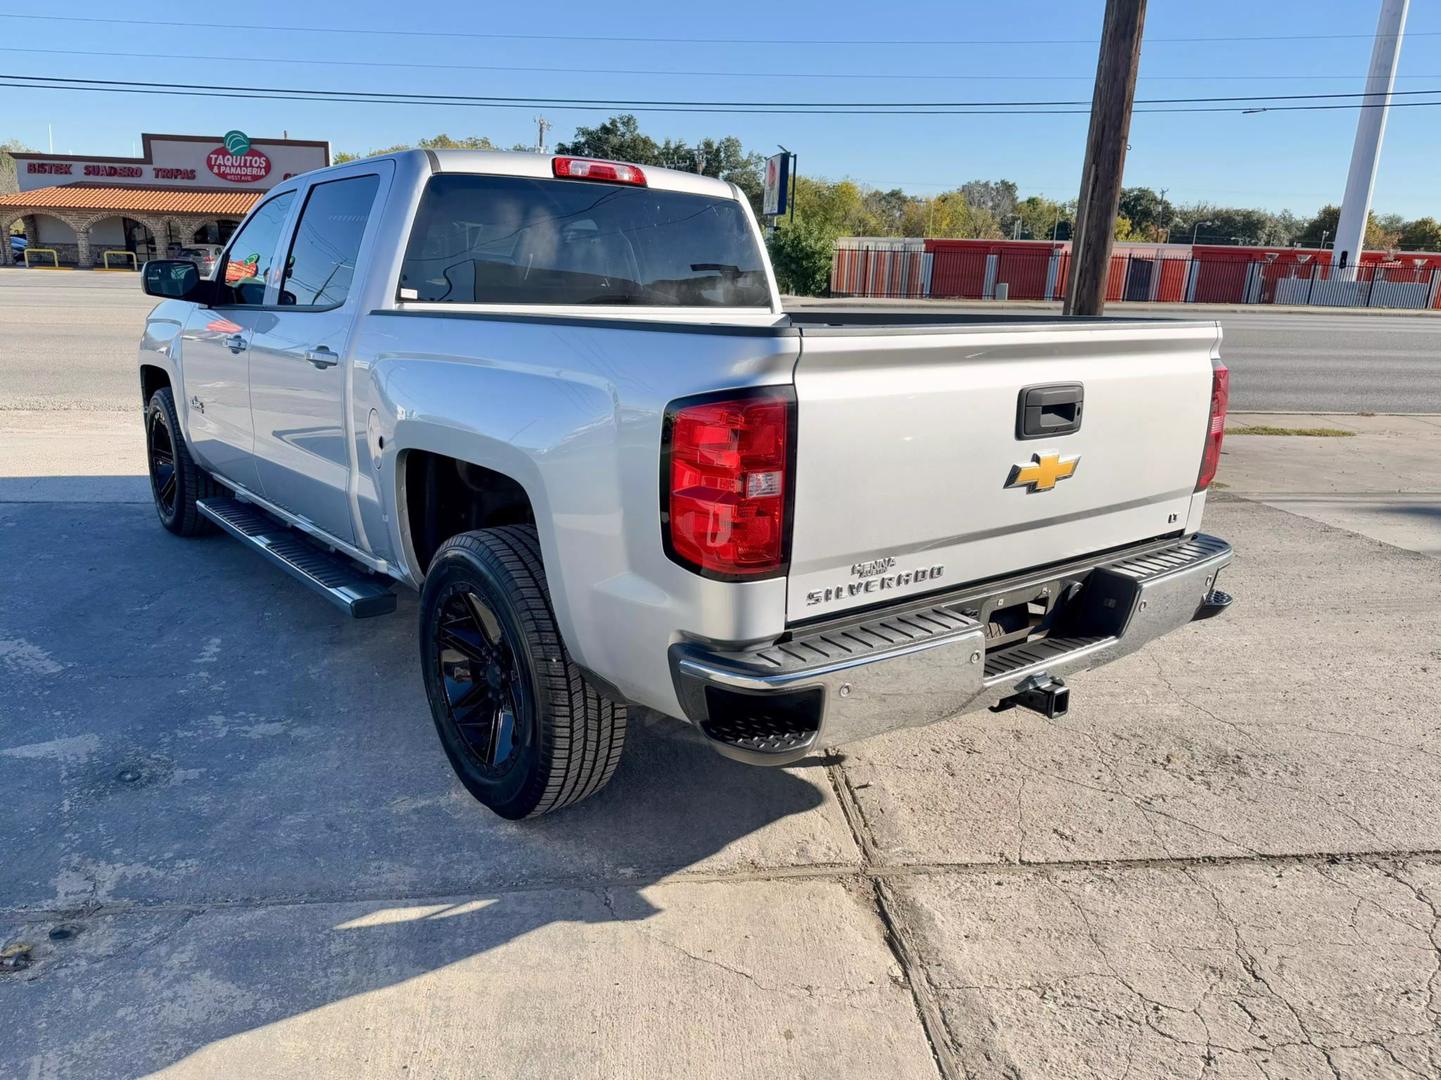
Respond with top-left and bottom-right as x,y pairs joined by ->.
399,174 -> 769,308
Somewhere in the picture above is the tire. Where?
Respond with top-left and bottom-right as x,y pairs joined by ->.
145,386 -> 219,536
418,525 -> 627,819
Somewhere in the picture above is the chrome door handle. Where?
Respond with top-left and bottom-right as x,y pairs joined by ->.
226,334 -> 247,354
304,347 -> 339,369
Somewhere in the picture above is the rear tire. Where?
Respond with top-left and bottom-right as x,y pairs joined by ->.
145,386 -> 218,536
418,526 -> 627,819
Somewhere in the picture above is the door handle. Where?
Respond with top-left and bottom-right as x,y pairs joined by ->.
304,346 -> 339,369
1017,383 -> 1084,439
226,334 -> 247,354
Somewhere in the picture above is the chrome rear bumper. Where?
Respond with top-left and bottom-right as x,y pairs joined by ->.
670,534 -> 1233,765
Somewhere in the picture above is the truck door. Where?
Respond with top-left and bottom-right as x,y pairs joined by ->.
178,190 -> 296,491
248,166 -> 387,545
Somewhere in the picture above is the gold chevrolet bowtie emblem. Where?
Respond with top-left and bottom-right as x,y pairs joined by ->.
1007,451 -> 1080,492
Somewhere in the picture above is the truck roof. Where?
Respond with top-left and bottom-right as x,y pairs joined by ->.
412,148 -> 740,200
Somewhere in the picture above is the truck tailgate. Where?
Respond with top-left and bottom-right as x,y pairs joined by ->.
787,320 -> 1220,619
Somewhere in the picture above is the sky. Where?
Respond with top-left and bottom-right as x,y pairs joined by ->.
1,0 -> 1439,218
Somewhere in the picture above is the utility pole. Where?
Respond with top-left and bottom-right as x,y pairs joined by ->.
534,116 -> 552,155
1333,0 -> 1408,275
1062,0 -> 1147,316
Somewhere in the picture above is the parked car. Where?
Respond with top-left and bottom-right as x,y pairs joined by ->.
9,233 -> 27,261
135,150 -> 1233,819
176,244 -> 221,278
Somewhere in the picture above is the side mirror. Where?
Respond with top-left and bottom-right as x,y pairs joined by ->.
142,259 -> 206,301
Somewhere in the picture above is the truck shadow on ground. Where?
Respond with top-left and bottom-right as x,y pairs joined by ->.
0,495 -> 838,1079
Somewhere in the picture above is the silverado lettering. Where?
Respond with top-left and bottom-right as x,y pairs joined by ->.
807,565 -> 946,606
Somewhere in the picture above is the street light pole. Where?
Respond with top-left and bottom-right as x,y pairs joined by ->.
1333,0 -> 1409,275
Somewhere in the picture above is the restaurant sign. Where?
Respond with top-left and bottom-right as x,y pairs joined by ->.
206,130 -> 271,184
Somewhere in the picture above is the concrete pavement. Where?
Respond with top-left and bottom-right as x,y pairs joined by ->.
1222,411 -> 1441,557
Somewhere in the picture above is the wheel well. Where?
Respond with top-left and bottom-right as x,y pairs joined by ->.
403,451 -> 536,573
140,364 -> 170,407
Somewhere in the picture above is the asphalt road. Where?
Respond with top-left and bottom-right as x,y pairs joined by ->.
794,296 -> 1441,414
1183,308 -> 1441,414
3,269 -> 1440,413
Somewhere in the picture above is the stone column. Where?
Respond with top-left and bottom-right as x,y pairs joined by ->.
135,217 -> 170,263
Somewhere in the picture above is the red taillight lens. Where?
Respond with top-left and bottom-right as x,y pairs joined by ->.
552,156 -> 647,186
1196,362 -> 1229,491
663,391 -> 793,579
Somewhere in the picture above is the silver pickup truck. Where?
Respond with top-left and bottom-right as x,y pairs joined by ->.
137,149 -> 1233,819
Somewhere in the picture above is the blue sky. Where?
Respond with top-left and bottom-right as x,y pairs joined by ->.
2,1 -> 1438,217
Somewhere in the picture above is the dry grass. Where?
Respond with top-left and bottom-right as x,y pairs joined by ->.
1226,425 -> 1356,437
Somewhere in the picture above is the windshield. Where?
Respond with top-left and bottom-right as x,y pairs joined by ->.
399,174 -> 770,308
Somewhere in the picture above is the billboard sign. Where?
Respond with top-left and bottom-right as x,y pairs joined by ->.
763,152 -> 791,217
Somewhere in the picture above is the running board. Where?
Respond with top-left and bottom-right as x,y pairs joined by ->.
197,497 -> 397,619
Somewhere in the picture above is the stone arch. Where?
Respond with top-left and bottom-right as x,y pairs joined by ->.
161,218 -> 199,257
26,212 -> 80,265
0,210 -> 27,265
132,216 -> 173,261
75,214 -> 143,268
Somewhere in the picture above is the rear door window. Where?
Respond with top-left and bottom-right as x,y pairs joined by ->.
399,175 -> 769,307
279,174 -> 380,308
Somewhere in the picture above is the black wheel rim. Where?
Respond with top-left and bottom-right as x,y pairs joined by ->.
148,410 -> 178,516
435,589 -> 525,774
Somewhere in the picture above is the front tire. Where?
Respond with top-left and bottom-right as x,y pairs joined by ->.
418,526 -> 627,819
145,386 -> 218,536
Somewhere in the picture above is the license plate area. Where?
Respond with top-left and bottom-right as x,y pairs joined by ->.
961,566 -> 1123,665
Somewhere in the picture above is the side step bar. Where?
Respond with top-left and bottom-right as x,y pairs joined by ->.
197,497 -> 396,619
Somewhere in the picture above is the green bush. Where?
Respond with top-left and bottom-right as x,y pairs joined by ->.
767,221 -> 835,297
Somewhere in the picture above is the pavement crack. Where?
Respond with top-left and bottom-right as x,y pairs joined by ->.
826,754 -> 965,1080
1147,654 -> 1260,747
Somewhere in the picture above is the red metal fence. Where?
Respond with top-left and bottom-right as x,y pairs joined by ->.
830,239 -> 1441,310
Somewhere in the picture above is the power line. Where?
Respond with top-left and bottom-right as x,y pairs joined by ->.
5,72 -> 1440,111
5,45 -> 1438,84
1,12 -> 1438,47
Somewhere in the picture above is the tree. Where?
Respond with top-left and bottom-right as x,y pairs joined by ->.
1012,195 -> 1070,241
333,134 -> 497,163
657,134 -> 765,214
863,188 -> 911,235
959,179 -> 1018,224
767,219 -> 834,296
1,138 -> 33,196
555,115 -> 661,166
1294,204 -> 1397,250
790,176 -> 879,236
1399,217 -> 1441,252
1117,187 -> 1174,241
1113,214 -> 1142,242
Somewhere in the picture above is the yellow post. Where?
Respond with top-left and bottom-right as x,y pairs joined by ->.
23,247 -> 65,270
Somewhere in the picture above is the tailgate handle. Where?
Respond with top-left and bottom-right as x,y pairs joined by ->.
1018,383 -> 1084,439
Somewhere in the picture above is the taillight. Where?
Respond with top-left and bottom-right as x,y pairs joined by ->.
552,156 -> 647,186
1196,361 -> 1229,491
662,389 -> 794,579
